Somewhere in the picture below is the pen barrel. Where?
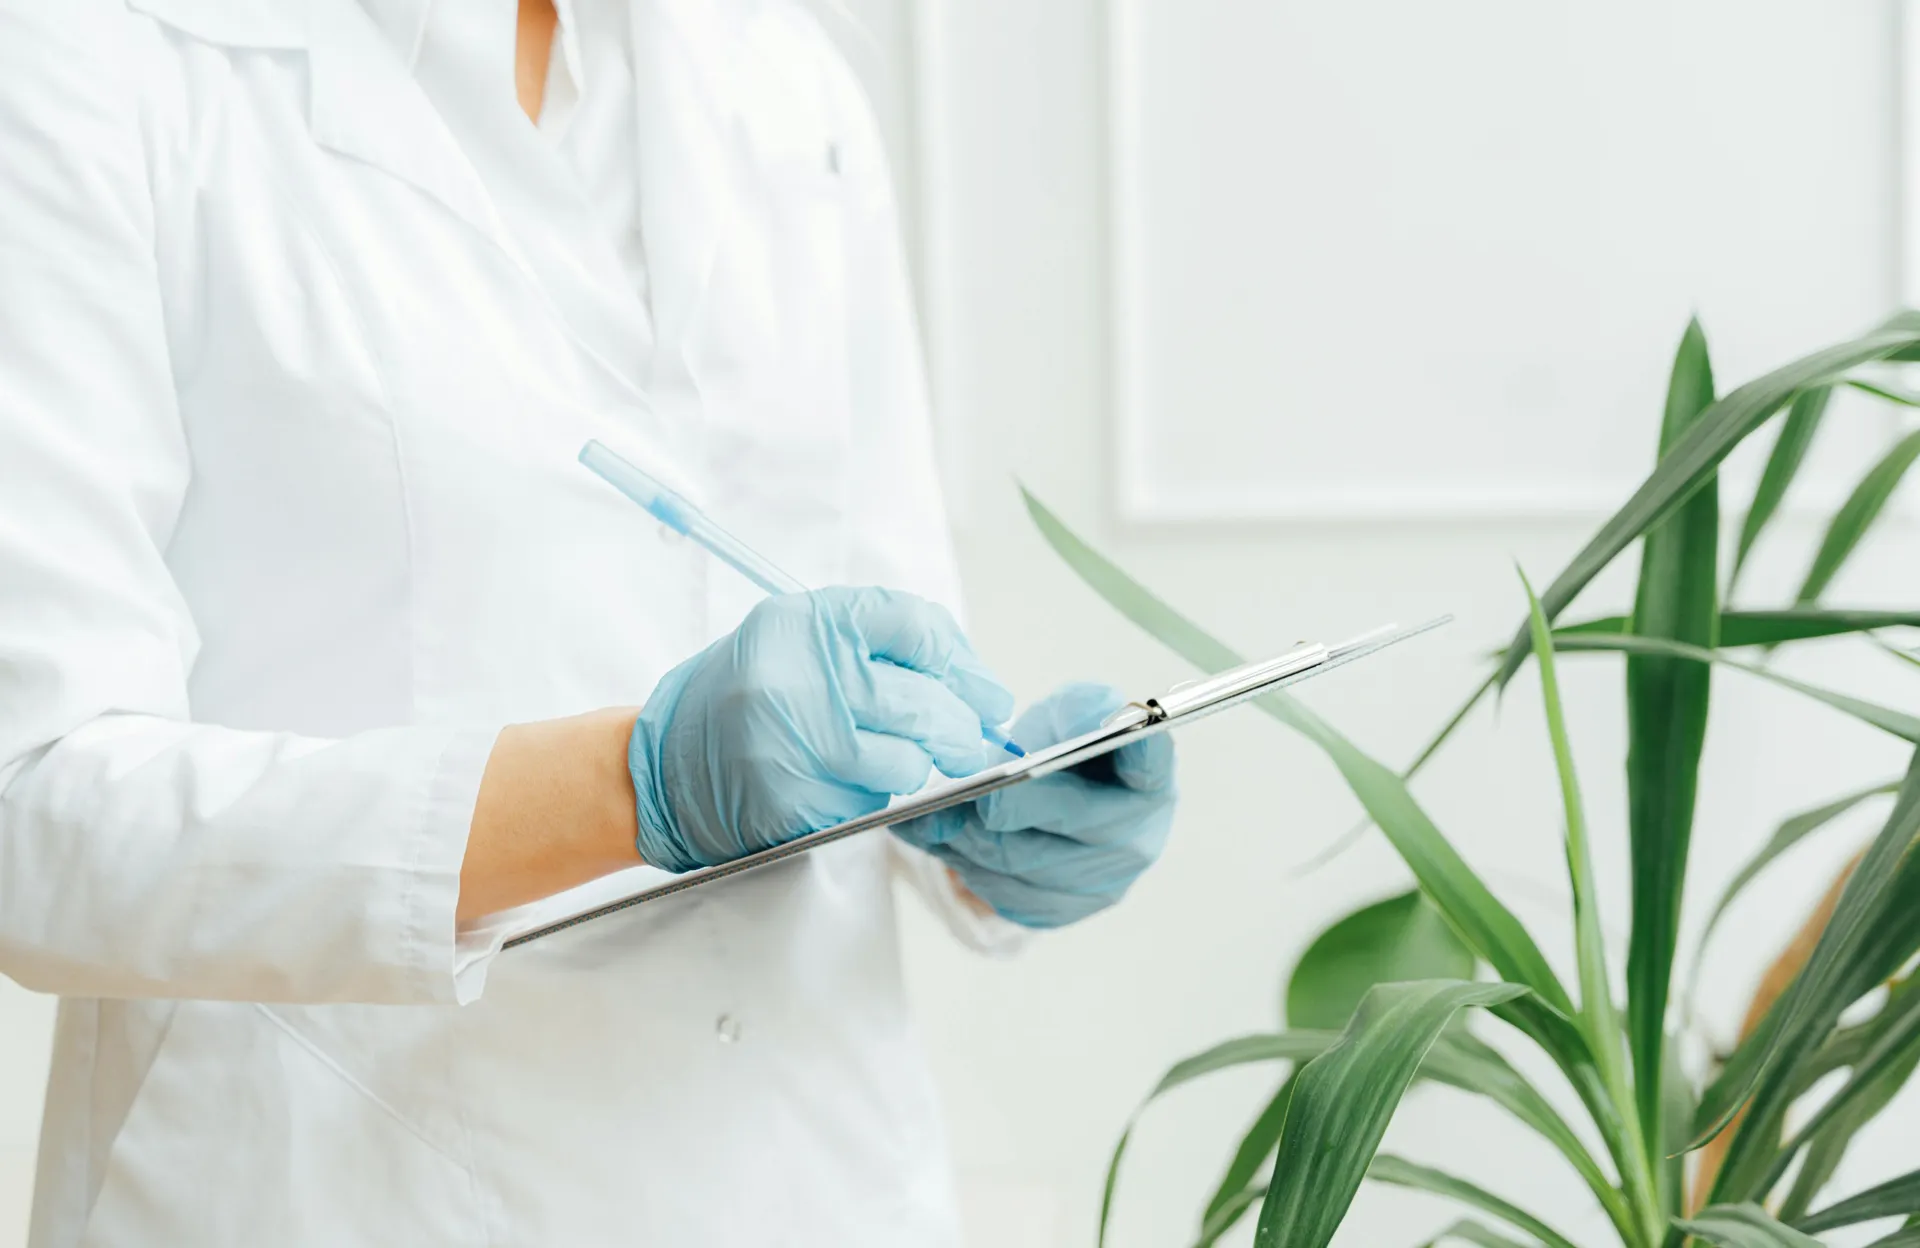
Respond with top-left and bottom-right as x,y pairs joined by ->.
580,440 -> 806,596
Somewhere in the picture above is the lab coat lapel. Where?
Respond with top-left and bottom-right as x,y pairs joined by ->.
301,3 -> 518,259
124,0 -> 517,265
119,0 -> 307,49
400,8 -> 663,406
629,0 -> 732,393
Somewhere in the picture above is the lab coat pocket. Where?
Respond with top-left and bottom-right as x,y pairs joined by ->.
81,1002 -> 486,1247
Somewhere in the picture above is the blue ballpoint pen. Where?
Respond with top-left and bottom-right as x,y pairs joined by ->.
579,439 -> 1025,759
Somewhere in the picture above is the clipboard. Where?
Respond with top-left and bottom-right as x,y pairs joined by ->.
500,615 -> 1449,949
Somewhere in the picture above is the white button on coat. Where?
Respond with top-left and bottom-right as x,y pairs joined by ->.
0,0 -> 1018,1243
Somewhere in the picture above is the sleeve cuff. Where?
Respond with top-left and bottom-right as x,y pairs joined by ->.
399,725 -> 503,1005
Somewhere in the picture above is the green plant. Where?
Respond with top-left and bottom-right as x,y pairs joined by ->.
1030,315 -> 1920,1247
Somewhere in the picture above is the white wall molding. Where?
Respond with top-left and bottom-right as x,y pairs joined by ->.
1900,0 -> 1920,311
1105,480 -> 1887,527
1105,0 -> 1914,527
1102,0 -> 1636,524
904,0 -> 975,527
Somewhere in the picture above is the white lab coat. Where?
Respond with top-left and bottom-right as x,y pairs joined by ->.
0,0 -> 995,1242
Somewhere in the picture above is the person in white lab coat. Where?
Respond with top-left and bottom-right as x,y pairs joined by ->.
0,1 -> 1178,1244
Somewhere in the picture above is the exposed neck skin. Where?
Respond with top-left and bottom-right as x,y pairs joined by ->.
515,0 -> 558,123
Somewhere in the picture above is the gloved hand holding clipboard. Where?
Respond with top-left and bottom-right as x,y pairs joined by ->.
501,441 -> 1448,950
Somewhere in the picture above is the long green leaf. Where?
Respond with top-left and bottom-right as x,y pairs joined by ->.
1369,1154 -> 1581,1248
1021,487 -> 1240,673
1196,1076 -> 1293,1246
1698,749 -> 1920,1195
1404,673 -> 1499,779
1194,1184 -> 1266,1248
1660,1032 -> 1697,1225
1547,609 -> 1920,649
1732,386 -> 1832,592
1527,571 -> 1658,1244
1422,1029 -> 1634,1241
1846,377 -> 1920,406
1797,428 -> 1920,604
1703,810 -> 1920,1204
1878,638 -> 1920,671
1253,980 -> 1527,1248
1552,633 -> 1920,742
1021,488 -> 1575,1020
1186,893 -> 1479,1246
1155,1033 -> 1338,1092
1778,999 -> 1919,1223
1524,576 -> 1632,1074
1784,1062 -> 1920,1222
1197,1025 -> 1629,1248
1096,1031 -> 1335,1246
1836,846 -> 1920,1003
1285,717 -> 1584,1025
1495,311 -> 1920,687
1868,1227 -> 1920,1248
1423,1220 -> 1541,1248
1781,904 -> 1920,1133
1689,781 -> 1901,997
1271,717 -> 1598,1074
1795,1014 -> 1882,1098
1543,606 -> 1920,645
1021,490 -> 1639,1215
1623,322 -> 1719,1150
1288,891 -> 1477,1029
1800,1166 -> 1920,1234
1202,890 -> 1473,1240
1673,1204 -> 1822,1248
1714,963 -> 1917,1213
1298,672 -> 1497,877
1768,976 -> 1920,1200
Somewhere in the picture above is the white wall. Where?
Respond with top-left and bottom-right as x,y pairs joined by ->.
2,3 -> 1918,1246
877,1 -> 1920,1246
0,981 -> 47,1246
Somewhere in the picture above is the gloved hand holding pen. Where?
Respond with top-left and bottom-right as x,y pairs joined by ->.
627,586 -> 1017,873
587,439 -> 1179,907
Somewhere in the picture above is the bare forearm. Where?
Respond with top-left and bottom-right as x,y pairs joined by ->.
459,708 -> 643,922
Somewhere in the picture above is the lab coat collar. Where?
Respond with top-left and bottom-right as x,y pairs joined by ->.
305,3 -> 511,252
125,0 -> 748,411
352,0 -> 432,69
125,0 -> 511,260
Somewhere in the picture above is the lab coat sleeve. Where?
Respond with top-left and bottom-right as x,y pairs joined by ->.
827,53 -> 1030,956
0,7 -> 495,1006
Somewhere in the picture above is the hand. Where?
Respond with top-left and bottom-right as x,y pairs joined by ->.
894,682 -> 1177,928
628,587 -> 1014,873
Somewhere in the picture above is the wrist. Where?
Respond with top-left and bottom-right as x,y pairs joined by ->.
590,707 -> 647,871
626,711 -> 686,872
627,658 -> 710,874
458,707 -> 644,922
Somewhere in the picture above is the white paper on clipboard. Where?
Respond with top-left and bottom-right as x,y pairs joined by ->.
494,615 -> 1450,949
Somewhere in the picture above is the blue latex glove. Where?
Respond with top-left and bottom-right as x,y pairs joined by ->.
893,682 -> 1177,928
629,587 -> 1015,873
